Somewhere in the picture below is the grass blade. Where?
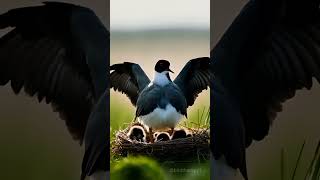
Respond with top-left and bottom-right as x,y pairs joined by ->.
311,141 -> 320,180
292,141 -> 305,180
305,141 -> 320,180
281,148 -> 285,180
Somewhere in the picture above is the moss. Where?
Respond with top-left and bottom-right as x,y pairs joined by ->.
111,156 -> 166,180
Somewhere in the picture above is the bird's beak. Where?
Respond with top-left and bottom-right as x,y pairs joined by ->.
168,69 -> 174,73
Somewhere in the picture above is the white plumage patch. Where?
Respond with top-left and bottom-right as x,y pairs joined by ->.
152,71 -> 171,86
139,103 -> 183,130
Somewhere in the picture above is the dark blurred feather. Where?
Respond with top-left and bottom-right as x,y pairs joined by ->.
0,1 -> 108,144
211,0 -> 320,179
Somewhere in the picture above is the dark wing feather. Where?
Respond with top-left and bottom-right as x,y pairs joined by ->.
81,90 -> 109,180
174,57 -> 211,107
0,2 -> 109,143
242,24 -> 320,143
110,62 -> 150,105
212,0 -> 320,178
135,85 -> 162,118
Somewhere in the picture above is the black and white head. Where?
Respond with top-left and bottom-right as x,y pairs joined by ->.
153,60 -> 174,86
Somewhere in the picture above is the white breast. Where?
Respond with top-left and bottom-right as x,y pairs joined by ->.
138,103 -> 183,130
152,71 -> 171,86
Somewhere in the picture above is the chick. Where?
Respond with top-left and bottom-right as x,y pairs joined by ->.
155,132 -> 170,142
127,125 -> 146,142
171,129 -> 187,140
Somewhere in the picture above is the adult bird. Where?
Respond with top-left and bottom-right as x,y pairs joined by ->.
211,0 -> 320,179
0,2 -> 109,180
110,58 -> 210,141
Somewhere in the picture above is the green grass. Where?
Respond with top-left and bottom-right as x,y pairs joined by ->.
280,140 -> 320,180
305,141 -> 320,180
111,156 -> 166,180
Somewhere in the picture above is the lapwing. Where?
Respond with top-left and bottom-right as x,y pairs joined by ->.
110,57 -> 211,142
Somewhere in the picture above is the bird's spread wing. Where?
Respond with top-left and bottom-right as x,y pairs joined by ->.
110,62 -> 150,105
0,2 -> 109,143
174,57 -> 211,107
212,0 -> 320,178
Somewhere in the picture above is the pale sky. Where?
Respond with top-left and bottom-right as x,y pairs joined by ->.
110,0 -> 210,30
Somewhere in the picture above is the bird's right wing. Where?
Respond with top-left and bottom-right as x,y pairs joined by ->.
110,62 -> 150,105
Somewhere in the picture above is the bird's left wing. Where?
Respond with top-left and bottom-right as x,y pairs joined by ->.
110,62 -> 150,105
174,57 -> 211,107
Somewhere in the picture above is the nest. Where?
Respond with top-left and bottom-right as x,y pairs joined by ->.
112,124 -> 210,162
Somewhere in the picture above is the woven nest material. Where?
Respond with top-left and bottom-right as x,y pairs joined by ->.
112,125 -> 210,162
